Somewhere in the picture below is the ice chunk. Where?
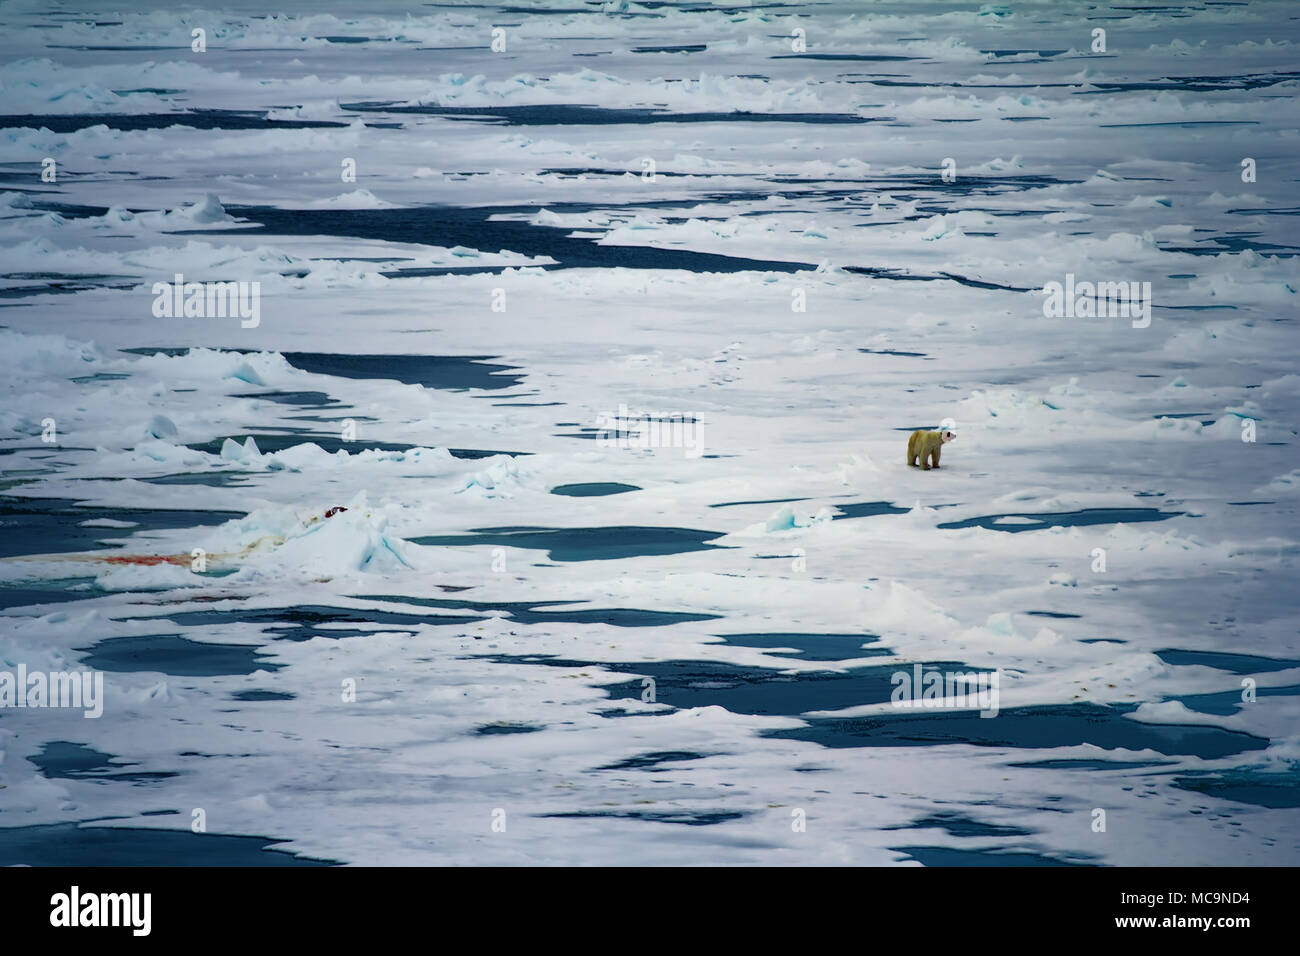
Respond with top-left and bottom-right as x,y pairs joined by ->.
763,505 -> 832,532
171,193 -> 233,225
145,414 -> 178,440
220,436 -> 262,464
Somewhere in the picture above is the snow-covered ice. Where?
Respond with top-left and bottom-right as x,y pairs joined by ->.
0,0 -> 1297,866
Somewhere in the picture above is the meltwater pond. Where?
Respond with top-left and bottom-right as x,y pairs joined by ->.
211,205 -> 819,274
536,809 -> 746,827
768,704 -> 1269,759
0,495 -> 244,559
0,110 -> 353,133
1174,684 -> 1300,718
0,823 -> 338,867
29,741 -> 178,785
475,653 -> 968,718
227,389 -> 345,407
75,633 -> 283,677
122,347 -> 526,392
715,632 -> 890,662
885,811 -> 1034,839
351,594 -> 719,628
890,846 -> 1096,867
1154,648 -> 1300,674
410,525 -> 728,562
339,101 -> 879,126
1174,768 -> 1300,809
550,482 -> 640,497
0,577 -> 103,611
937,508 -> 1187,532
118,603 -> 488,641
119,597 -> 714,635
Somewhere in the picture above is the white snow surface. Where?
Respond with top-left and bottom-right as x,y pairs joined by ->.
0,0 -> 1297,866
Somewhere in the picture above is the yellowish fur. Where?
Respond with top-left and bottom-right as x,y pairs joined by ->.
907,428 -> 955,470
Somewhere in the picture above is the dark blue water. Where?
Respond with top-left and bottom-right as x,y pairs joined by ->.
228,390 -> 343,407
892,846 -> 1095,867
550,482 -> 640,496
771,53 -> 920,62
0,823 -> 337,866
937,508 -> 1185,532
632,44 -> 707,54
69,371 -> 131,384
342,101 -> 879,125
76,634 -> 283,676
353,594 -> 719,628
475,723 -> 543,735
1008,758 -> 1174,771
422,0 -> 810,12
380,264 -> 542,278
1160,235 -> 1300,257
479,654 -> 966,717
887,812 -> 1034,838
230,689 -> 295,701
1175,684 -> 1300,717
0,578 -> 102,610
715,632 -> 889,662
833,501 -> 912,520
1174,768 -> 1300,809
3,270 -> 136,283
1083,72 -> 1300,93
127,604 -> 486,641
1100,120 -> 1259,128
29,741 -> 178,784
138,472 -> 252,487
122,347 -> 526,392
859,348 -> 930,358
767,704 -> 1268,758
0,110 -> 352,133
537,809 -> 744,826
555,427 -> 657,441
208,205 -> 819,274
0,279 -> 136,299
842,265 -> 1037,292
1156,648 -> 1300,673
409,525 -> 728,562
597,750 -> 712,771
0,495 -> 244,558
